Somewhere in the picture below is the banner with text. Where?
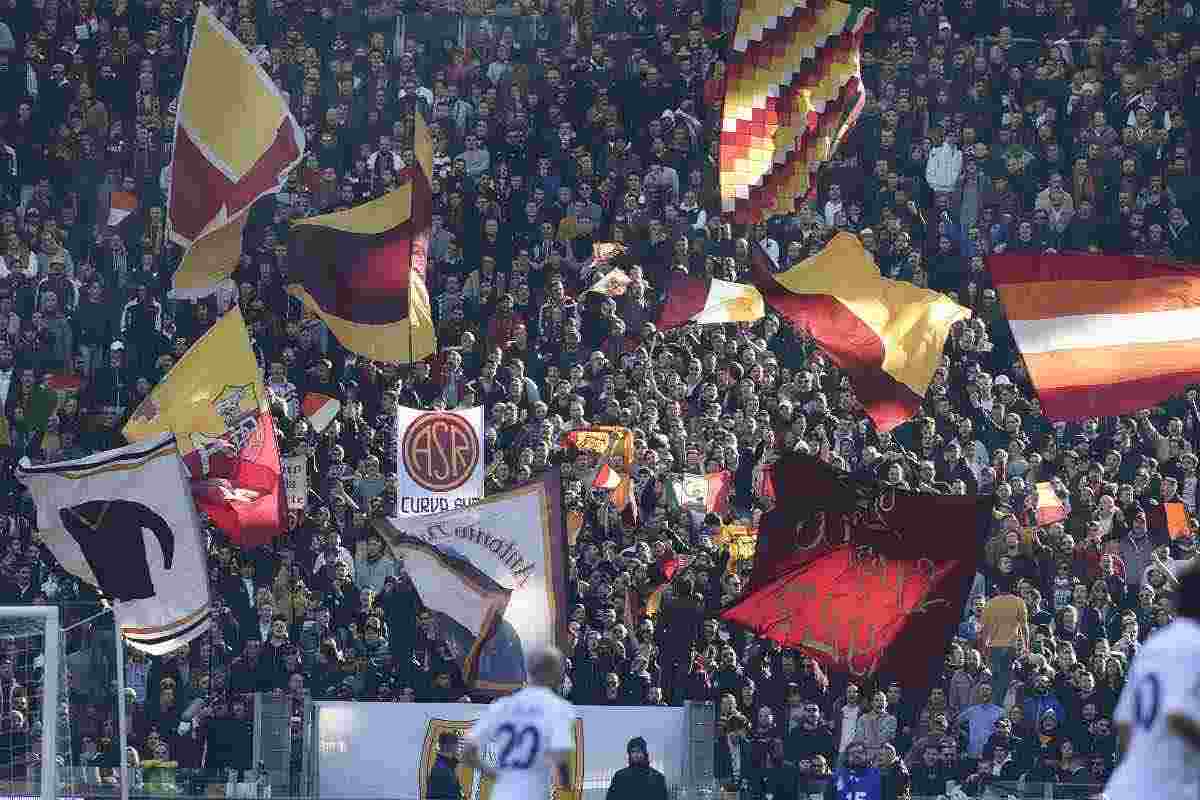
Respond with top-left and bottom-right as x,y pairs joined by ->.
283,454 -> 308,510
375,471 -> 567,694
313,701 -> 687,799
395,406 -> 484,517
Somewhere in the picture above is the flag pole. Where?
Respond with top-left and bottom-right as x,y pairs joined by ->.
115,626 -> 129,800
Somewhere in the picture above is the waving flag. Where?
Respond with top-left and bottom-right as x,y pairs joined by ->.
664,472 -> 733,516
107,190 -> 138,229
562,427 -> 638,524
1034,482 -> 1067,525
724,454 -> 990,699
656,273 -> 766,329
123,307 -> 284,546
302,393 -> 341,433
750,233 -> 969,431
719,0 -> 874,224
988,252 -> 1200,421
588,268 -> 633,297
18,435 -> 212,654
287,111 -> 434,362
167,4 -> 304,296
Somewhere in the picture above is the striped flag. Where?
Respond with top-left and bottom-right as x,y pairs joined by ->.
657,273 -> 766,329
287,111 -> 434,363
302,393 -> 341,433
750,233 -> 970,431
988,253 -> 1200,421
1034,482 -> 1067,525
167,4 -> 304,296
720,0 -> 874,224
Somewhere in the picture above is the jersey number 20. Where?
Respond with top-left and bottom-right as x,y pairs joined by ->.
496,723 -> 541,770
1134,672 -> 1161,730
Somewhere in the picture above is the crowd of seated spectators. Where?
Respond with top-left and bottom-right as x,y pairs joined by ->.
0,0 -> 1197,796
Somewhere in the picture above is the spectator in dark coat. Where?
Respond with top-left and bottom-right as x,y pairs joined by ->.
606,736 -> 668,800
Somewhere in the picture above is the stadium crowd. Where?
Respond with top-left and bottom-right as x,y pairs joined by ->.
0,0 -> 1198,796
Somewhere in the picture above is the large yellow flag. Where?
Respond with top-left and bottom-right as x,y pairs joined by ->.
285,111 -> 434,361
124,306 -> 266,444
167,3 -> 304,298
123,307 -> 284,546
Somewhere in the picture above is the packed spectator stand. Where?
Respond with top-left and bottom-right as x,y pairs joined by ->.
0,0 -> 1196,797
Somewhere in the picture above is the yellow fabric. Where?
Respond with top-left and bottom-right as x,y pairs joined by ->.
772,233 -> 971,395
414,109 -> 433,182
122,307 -> 266,450
723,1 -> 852,126
177,5 -> 289,179
755,101 -> 850,216
287,286 -> 437,363
695,280 -> 767,325
732,0 -> 807,52
721,45 -> 860,209
713,524 -> 757,574
171,214 -> 248,296
291,183 -> 412,236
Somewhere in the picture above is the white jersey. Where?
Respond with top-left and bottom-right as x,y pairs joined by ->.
1105,618 -> 1200,800
464,686 -> 575,800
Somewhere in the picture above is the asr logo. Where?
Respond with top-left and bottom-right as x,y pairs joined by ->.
418,717 -> 583,800
403,413 -> 479,493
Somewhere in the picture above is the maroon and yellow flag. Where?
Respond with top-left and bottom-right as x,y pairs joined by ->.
720,0 -> 874,224
168,3 -> 305,297
285,111 -> 435,362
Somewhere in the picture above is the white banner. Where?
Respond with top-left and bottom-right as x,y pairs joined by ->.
314,701 -> 687,799
17,434 -> 211,654
376,472 -> 566,694
282,454 -> 308,510
395,406 -> 484,516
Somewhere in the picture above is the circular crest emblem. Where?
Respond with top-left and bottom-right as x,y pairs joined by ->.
402,413 -> 479,492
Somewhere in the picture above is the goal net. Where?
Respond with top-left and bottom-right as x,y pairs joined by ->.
0,607 -> 67,800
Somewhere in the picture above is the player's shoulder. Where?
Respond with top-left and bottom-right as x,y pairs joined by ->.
1146,619 -> 1200,651
1138,619 -> 1200,668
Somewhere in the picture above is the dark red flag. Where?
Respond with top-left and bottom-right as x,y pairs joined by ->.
723,454 -> 991,696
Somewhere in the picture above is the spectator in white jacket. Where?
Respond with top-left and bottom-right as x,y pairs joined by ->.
925,128 -> 963,195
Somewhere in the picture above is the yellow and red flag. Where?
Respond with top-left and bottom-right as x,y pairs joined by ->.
989,252 -> 1200,421
750,233 -> 970,432
286,111 -> 435,362
168,4 -> 304,296
123,307 -> 284,546
720,0 -> 874,224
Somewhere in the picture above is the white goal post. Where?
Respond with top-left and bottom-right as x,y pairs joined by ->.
0,605 -> 60,800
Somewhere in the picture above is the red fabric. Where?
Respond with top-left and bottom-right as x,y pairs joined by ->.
748,243 -> 922,431
183,411 -> 285,547
988,251 -> 1200,284
725,454 -> 990,698
690,472 -> 733,514
168,120 -> 301,243
656,272 -> 710,329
